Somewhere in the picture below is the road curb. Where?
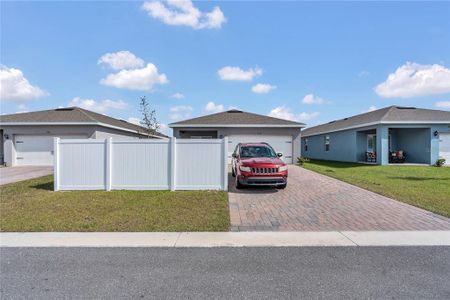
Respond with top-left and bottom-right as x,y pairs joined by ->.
1,231 -> 450,247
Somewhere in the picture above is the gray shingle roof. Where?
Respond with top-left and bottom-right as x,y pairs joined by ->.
302,106 -> 450,137
169,109 -> 305,127
0,107 -> 168,138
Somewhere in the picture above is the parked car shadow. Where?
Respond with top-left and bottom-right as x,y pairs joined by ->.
227,172 -> 279,194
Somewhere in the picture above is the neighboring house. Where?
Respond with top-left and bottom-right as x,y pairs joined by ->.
0,107 -> 167,166
301,106 -> 450,165
169,109 -> 305,164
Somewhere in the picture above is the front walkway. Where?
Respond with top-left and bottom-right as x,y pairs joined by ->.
0,166 -> 53,186
228,166 -> 450,231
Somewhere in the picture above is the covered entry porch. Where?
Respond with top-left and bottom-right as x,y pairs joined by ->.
356,126 -> 431,165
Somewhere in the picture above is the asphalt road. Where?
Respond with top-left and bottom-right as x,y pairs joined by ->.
1,247 -> 450,299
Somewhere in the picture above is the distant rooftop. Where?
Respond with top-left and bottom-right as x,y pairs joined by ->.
169,109 -> 305,127
302,106 -> 450,137
0,107 -> 168,138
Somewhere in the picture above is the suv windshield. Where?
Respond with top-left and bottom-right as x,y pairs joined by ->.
240,146 -> 277,158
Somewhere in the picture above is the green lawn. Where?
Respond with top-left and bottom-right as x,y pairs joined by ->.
0,175 -> 230,232
302,160 -> 450,218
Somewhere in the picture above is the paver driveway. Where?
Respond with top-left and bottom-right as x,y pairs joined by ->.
228,166 -> 450,231
0,166 -> 53,186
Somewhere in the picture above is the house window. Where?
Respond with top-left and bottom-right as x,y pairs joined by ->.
304,138 -> 308,152
324,135 -> 330,151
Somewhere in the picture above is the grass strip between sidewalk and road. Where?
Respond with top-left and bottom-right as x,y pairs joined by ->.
0,175 -> 230,232
302,160 -> 450,218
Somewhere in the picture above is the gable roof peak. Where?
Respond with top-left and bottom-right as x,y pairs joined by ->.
169,109 -> 305,127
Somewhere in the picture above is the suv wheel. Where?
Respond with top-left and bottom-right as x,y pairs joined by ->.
277,183 -> 287,189
235,177 -> 243,189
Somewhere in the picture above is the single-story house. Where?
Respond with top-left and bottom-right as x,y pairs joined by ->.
169,109 -> 305,164
301,106 -> 450,165
0,107 -> 167,166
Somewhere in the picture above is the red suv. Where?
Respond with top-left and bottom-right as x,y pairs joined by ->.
231,143 -> 288,189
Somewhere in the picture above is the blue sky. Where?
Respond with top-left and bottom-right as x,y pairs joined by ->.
1,1 -> 450,134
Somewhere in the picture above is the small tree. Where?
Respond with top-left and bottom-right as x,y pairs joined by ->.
139,96 -> 160,137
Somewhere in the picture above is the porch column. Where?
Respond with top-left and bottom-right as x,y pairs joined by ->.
376,126 -> 389,165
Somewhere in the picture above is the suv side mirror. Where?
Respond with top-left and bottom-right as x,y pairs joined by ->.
232,153 -> 237,158
277,153 -> 283,157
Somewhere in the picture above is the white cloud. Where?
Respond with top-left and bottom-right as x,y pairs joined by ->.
98,51 -> 145,70
252,83 -> 276,94
362,105 -> 378,113
218,66 -> 262,81
204,101 -> 224,113
435,101 -> 450,109
0,66 -> 48,102
100,63 -> 168,91
268,106 -> 296,121
297,112 -> 320,122
375,62 -> 450,98
169,105 -> 193,120
127,117 -> 141,125
171,92 -> 185,99
268,106 -> 319,123
142,0 -> 226,29
302,94 -> 329,105
68,97 -> 128,113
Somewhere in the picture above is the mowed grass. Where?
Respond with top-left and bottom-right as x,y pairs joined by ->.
0,175 -> 230,232
302,160 -> 450,218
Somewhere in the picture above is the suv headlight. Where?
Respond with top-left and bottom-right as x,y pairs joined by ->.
278,165 -> 288,172
239,165 -> 251,172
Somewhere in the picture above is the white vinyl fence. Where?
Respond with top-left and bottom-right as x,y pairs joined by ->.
53,137 -> 228,191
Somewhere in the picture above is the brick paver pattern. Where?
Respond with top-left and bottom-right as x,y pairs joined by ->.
228,166 -> 450,231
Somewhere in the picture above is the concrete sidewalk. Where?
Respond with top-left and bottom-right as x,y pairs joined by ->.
1,231 -> 449,247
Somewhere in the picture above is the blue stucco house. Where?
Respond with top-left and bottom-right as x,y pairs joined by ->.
301,106 -> 450,165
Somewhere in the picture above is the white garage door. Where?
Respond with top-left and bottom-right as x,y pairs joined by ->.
227,135 -> 293,164
439,133 -> 450,166
15,135 -> 86,166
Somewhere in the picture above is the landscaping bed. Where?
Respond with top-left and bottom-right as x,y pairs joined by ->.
302,160 -> 450,218
0,175 -> 230,232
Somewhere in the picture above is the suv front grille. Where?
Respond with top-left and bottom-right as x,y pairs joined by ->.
251,167 -> 278,174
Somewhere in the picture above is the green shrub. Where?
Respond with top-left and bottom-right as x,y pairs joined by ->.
296,156 -> 310,166
435,158 -> 446,167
